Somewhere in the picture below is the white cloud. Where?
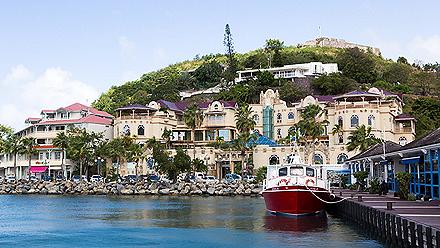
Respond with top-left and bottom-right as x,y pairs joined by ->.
118,36 -> 136,60
0,66 -> 98,131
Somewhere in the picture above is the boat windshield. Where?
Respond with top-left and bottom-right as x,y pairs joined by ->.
306,168 -> 315,177
290,166 -> 303,176
278,167 -> 288,176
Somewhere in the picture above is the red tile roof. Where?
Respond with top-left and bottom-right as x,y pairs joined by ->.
38,115 -> 112,125
56,103 -> 113,118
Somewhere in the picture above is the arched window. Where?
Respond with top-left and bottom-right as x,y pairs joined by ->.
277,128 -> 282,139
288,112 -> 295,120
269,155 -> 280,165
123,125 -> 130,136
313,154 -> 323,165
276,113 -> 282,123
253,114 -> 259,123
399,137 -> 407,146
137,125 -> 145,136
368,115 -> 375,126
338,116 -> 343,127
337,153 -> 348,164
350,115 -> 359,128
213,103 -> 219,111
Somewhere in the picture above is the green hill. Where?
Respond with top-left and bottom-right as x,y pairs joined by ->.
92,40 -> 440,137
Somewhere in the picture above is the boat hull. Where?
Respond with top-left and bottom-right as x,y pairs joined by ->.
262,185 -> 330,215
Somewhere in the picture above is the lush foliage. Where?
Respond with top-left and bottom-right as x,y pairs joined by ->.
347,125 -> 381,152
396,172 -> 412,200
312,73 -> 356,95
255,166 -> 267,183
354,171 -> 369,191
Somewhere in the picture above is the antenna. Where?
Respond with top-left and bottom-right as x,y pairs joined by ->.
318,26 -> 322,38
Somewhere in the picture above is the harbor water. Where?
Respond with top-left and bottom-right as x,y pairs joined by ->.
0,195 -> 383,247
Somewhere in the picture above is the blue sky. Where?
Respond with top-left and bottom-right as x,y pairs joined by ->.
0,0 -> 439,129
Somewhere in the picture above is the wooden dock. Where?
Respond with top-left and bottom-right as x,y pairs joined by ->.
328,189 -> 440,248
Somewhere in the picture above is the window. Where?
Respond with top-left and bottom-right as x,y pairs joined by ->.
137,125 -> 145,136
269,155 -> 279,165
276,113 -> 282,124
278,167 -> 288,176
337,153 -> 348,164
288,112 -> 294,120
399,137 -> 407,146
218,130 -> 229,141
338,135 -> 344,144
277,128 -> 282,139
290,167 -> 303,176
306,168 -> 315,177
123,125 -> 131,136
338,116 -> 343,127
213,103 -> 219,111
253,114 -> 259,123
195,131 -> 204,141
313,154 -> 323,164
350,115 -> 359,128
368,115 -> 375,126
54,151 -> 61,160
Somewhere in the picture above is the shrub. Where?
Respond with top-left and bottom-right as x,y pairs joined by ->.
369,178 -> 381,194
255,166 -> 267,183
354,171 -> 369,191
396,172 -> 412,200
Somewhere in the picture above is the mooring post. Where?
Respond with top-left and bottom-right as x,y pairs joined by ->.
387,202 -> 393,210
409,221 -> 416,248
396,216 -> 402,247
426,226 -> 432,248
339,191 -> 343,196
351,193 -> 354,198
403,219 -> 409,248
417,224 -> 423,248
435,230 -> 440,248
358,195 -> 363,202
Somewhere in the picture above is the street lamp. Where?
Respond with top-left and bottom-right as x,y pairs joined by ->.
94,157 -> 104,176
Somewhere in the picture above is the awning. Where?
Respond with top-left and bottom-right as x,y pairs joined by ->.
401,156 -> 421,165
30,166 -> 48,173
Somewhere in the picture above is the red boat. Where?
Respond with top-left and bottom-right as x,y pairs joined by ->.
262,156 -> 331,216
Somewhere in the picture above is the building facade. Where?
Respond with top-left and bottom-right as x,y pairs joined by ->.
235,62 -> 338,82
0,103 -> 113,179
114,87 -> 415,178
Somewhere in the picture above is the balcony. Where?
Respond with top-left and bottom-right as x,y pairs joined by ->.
394,127 -> 413,133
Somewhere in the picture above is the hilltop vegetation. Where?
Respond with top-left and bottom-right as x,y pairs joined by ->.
93,27 -> 440,137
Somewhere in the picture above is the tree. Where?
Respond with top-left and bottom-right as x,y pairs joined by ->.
171,148 -> 192,181
410,71 -> 438,96
337,48 -> 377,84
193,60 -> 223,89
126,143 -> 145,177
234,104 -> 256,175
347,125 -> 381,152
397,56 -> 409,65
396,172 -> 411,200
105,136 -> 133,178
312,72 -> 356,95
21,137 -> 36,178
3,134 -> 24,177
295,104 -> 324,164
192,158 -> 207,173
183,104 -> 204,163
53,132 -> 69,178
223,24 -> 238,84
255,166 -> 267,183
0,124 -> 13,154
161,128 -> 173,149
279,81 -> 307,103
265,39 -> 284,67
383,62 -> 411,84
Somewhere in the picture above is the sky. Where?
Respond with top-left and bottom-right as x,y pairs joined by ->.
0,0 -> 439,130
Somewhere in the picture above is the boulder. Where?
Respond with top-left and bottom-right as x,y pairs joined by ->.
207,187 -> 215,195
159,188 -> 170,195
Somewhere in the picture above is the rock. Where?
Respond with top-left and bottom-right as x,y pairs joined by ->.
159,188 -> 170,195
191,189 -> 202,195
39,188 -> 48,195
120,188 -> 133,195
244,188 -> 251,196
207,187 -> 215,195
251,188 -> 261,194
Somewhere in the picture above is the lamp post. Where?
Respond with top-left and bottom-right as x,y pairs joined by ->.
94,157 -> 104,176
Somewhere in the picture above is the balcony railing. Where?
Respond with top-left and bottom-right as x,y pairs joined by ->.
394,127 -> 413,133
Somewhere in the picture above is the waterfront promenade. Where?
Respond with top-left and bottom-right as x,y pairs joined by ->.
331,189 -> 440,247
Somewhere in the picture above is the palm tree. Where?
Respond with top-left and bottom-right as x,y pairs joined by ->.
53,132 -> 69,178
21,137 -> 36,178
161,128 -> 173,149
183,104 -> 204,163
332,123 -> 344,144
4,134 -> 25,178
296,104 -> 324,164
347,125 -> 381,152
234,104 -> 257,175
127,143 -> 145,177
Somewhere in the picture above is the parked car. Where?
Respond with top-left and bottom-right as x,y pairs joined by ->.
90,175 -> 103,183
72,175 -> 80,183
125,174 -> 137,183
27,175 -> 38,182
224,173 -> 242,183
5,175 -> 16,183
203,175 -> 218,184
56,175 -> 65,181
194,172 -> 205,181
243,175 -> 256,183
146,174 -> 160,182
42,175 -> 52,182
160,175 -> 172,183
184,174 -> 196,183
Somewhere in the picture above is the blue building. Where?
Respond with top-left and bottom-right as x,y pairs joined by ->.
346,128 -> 440,199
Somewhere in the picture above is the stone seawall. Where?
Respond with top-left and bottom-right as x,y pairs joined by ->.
0,180 -> 263,196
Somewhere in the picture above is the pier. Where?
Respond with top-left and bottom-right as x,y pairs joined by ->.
328,189 -> 440,248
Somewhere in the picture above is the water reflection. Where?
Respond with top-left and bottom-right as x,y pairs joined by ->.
263,214 -> 328,233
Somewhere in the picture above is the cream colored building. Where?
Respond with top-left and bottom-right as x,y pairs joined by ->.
114,87 -> 415,178
0,103 -> 113,179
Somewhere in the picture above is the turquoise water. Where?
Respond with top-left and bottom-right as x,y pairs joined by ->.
0,195 -> 383,248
